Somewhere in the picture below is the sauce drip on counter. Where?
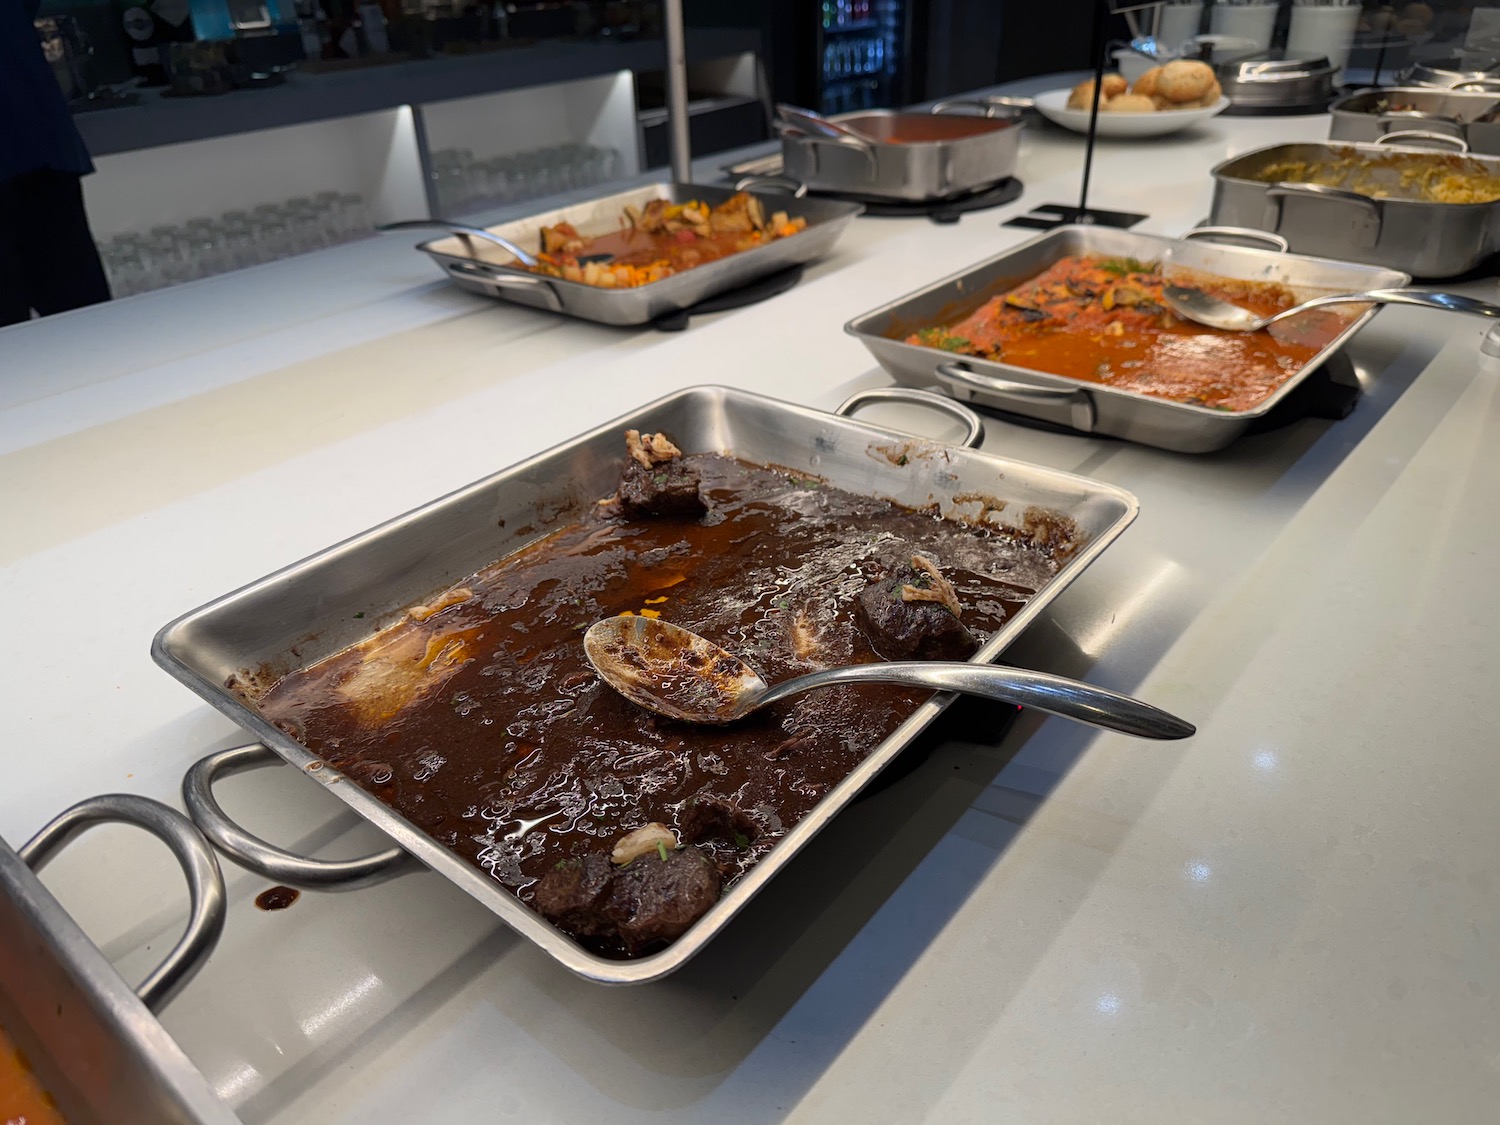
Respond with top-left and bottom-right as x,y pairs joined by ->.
1,1022 -> 65,1125
906,255 -> 1358,411
251,455 -> 1069,958
254,886 -> 301,911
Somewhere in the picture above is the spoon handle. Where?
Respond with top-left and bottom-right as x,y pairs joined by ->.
1285,288 -> 1500,322
754,663 -> 1194,740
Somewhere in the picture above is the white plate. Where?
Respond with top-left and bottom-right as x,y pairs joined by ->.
1033,88 -> 1231,138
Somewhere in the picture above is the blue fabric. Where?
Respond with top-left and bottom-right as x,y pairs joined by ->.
1,0 -> 94,180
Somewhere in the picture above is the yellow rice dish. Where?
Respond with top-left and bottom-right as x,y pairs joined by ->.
1255,151 -> 1500,205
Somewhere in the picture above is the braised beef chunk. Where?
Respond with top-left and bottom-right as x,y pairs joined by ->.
618,429 -> 706,518
679,794 -> 760,847
856,556 -> 979,661
532,846 -> 721,955
531,854 -> 618,940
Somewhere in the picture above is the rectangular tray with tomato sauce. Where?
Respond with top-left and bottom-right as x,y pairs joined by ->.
844,226 -> 1410,453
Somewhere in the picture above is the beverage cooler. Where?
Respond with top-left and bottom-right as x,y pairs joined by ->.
808,0 -> 913,114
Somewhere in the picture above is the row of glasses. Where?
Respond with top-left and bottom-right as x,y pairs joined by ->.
99,192 -> 372,297
430,143 -> 625,216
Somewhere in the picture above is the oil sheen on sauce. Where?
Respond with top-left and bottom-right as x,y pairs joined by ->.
250,455 -> 1069,956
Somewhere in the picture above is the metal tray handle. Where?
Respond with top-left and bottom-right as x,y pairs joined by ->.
732,173 -> 809,198
1453,78 -> 1500,93
835,386 -> 986,447
1374,112 -> 1465,139
183,744 -> 413,892
1263,182 -> 1384,249
20,794 -> 227,1012
931,361 -> 1096,434
1373,129 -> 1470,152
444,261 -> 565,313
1181,226 -> 1290,252
928,96 -> 1030,119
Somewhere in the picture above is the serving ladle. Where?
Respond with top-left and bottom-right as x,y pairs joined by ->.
1162,283 -> 1500,333
583,616 -> 1195,740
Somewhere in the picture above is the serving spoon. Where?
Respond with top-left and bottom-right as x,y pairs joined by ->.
1162,284 -> 1500,333
583,616 -> 1195,740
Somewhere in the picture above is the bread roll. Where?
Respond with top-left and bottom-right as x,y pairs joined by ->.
1132,67 -> 1164,99
1194,78 -> 1223,108
1104,94 -> 1158,113
1157,59 -> 1215,104
1067,74 -> 1128,109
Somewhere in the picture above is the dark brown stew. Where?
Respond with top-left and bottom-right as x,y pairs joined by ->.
249,452 -> 1071,958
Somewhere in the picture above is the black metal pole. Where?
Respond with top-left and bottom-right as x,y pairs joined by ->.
1076,0 -> 1111,221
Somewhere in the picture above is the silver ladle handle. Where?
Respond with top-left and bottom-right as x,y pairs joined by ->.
1283,288 -> 1500,321
753,663 -> 1195,740
377,219 -> 538,266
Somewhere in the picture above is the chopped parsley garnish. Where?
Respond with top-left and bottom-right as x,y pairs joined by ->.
657,841 -> 670,862
914,327 -> 972,352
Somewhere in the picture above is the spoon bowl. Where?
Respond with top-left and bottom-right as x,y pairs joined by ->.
1162,283 -> 1500,333
583,616 -> 1195,740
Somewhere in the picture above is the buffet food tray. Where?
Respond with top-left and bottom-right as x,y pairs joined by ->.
1,797 -> 236,1124
844,226 -> 1408,454
1329,87 -> 1500,154
414,183 -> 862,326
154,385 -> 1138,985
776,105 -> 1023,201
1208,138 -> 1500,277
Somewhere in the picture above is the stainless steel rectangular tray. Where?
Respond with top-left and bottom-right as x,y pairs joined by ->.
415,182 -> 862,326
1329,87 -> 1500,153
844,226 -> 1409,454
154,385 -> 1139,985
1,810 -> 237,1124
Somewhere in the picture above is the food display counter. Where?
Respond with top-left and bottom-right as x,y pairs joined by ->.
3,84 -> 1499,1122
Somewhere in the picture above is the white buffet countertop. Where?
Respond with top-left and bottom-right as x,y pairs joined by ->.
4,100 -> 1500,1123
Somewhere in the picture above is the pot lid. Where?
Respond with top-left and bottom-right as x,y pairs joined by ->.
1216,53 -> 1337,85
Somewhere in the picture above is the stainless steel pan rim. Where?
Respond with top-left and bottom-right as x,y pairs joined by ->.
158,384 -> 1139,985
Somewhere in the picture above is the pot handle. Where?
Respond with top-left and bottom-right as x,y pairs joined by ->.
1452,78 -> 1500,92
1374,112 -> 1464,139
1372,129 -> 1470,152
932,361 -> 1096,434
1181,226 -> 1290,253
732,173 -> 809,198
20,795 -> 227,1013
183,744 -> 413,892
1263,183 -> 1383,249
835,386 -> 986,448
443,261 -> 565,313
929,96 -> 1031,118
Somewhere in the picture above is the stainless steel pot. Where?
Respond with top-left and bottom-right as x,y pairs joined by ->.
1208,134 -> 1500,277
1216,53 -> 1337,113
844,226 -> 1409,454
1329,86 -> 1500,154
413,183 -> 862,326
774,103 -> 1024,201
1,796 -> 236,1124
1395,57 -> 1500,89
154,385 -> 1140,985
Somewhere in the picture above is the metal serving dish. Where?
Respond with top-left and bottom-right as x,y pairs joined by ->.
1209,136 -> 1500,277
414,183 -> 862,326
775,103 -> 1024,201
154,384 -> 1139,985
844,226 -> 1409,454
1396,57 -> 1500,90
1216,53 -> 1337,114
1,796 -> 235,1124
1329,86 -> 1500,154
